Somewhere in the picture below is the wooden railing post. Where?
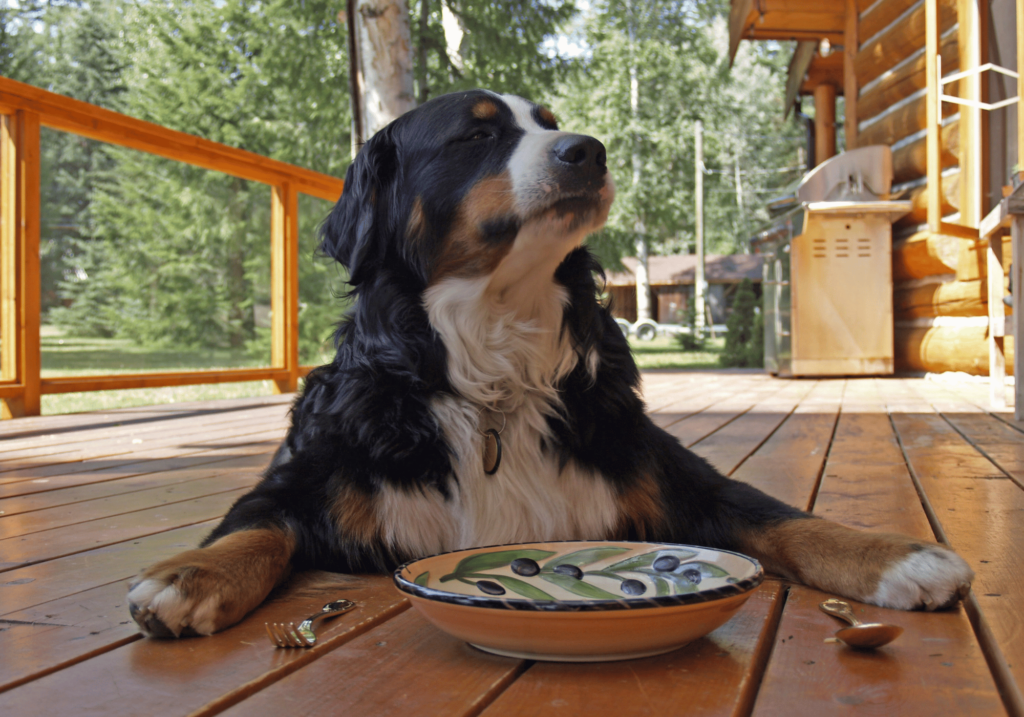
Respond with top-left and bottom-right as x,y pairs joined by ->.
843,0 -> 858,152
271,182 -> 300,394
926,0 -> 942,233
1,110 -> 41,418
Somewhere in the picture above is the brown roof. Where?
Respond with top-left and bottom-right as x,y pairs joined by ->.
606,254 -> 763,287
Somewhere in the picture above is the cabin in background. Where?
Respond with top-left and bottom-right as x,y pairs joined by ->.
606,254 -> 763,324
731,0 -> 1023,406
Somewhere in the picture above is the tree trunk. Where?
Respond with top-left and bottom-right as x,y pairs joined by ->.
350,0 -> 416,144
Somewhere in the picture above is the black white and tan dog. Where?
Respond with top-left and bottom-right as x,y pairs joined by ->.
127,90 -> 973,637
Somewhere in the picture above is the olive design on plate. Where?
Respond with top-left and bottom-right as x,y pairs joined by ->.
510,558 -> 540,577
652,555 -> 680,572
620,579 -> 647,596
553,564 -> 584,579
682,568 -> 702,584
476,580 -> 506,596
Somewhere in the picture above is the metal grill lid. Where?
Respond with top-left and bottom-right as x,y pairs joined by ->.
796,145 -> 893,204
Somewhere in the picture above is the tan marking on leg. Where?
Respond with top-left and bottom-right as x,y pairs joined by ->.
330,483 -> 382,545
129,527 -> 294,636
611,473 -> 667,541
738,518 -> 969,607
472,99 -> 499,119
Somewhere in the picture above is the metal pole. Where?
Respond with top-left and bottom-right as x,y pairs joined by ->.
695,119 -> 706,332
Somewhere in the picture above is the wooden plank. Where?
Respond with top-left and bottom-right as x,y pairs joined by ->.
0,450 -> 270,519
752,384 -> 1005,716
889,407 -> 1024,712
0,402 -> 286,467
0,487 -> 249,571
0,76 -> 345,203
0,574 -> 408,713
218,608 -> 525,717
0,471 -> 259,539
732,380 -> 843,509
663,382 -> 788,448
478,582 -> 786,717
0,521 -> 214,616
989,233 -> 1007,407
0,427 -> 284,497
0,393 -> 292,449
690,380 -> 818,476
855,0 -> 956,88
753,586 -> 1005,716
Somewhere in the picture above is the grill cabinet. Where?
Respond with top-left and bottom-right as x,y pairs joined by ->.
754,147 -> 911,377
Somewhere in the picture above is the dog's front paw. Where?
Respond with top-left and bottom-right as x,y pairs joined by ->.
128,528 -> 295,637
869,543 -> 973,611
128,558 -> 238,637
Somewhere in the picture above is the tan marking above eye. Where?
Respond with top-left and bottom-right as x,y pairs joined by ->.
537,107 -> 558,129
472,100 -> 499,119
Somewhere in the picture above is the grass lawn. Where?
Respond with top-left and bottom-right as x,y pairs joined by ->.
32,326 -> 726,416
628,335 -> 725,369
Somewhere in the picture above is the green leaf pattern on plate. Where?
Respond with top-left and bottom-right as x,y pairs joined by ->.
414,571 -> 430,587
440,548 -> 556,582
436,546 -> 736,601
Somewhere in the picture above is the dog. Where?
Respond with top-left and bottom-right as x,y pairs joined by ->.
127,90 -> 973,638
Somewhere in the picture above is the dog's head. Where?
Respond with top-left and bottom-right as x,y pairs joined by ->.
320,90 -> 614,298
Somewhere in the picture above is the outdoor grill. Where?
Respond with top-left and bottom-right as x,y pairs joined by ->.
752,146 -> 912,377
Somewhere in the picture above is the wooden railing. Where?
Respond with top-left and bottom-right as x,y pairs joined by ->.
0,77 -> 345,418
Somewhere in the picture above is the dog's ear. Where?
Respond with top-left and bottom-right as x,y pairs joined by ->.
319,127 -> 400,286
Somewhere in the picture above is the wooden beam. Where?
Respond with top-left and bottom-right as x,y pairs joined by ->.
0,110 -> 41,418
858,92 -> 956,148
1019,0 -> 1024,182
844,0 -> 858,149
271,183 -> 300,394
39,368 -> 291,394
894,275 -> 1001,318
895,323 -> 1013,374
855,0 -> 956,88
1014,216 -> 1024,419
0,76 -> 345,203
785,41 -> 818,117
957,0 -> 986,228
857,32 -> 958,123
859,0 -> 917,46
814,84 -> 837,164
892,120 -> 959,184
988,226 -> 1006,406
893,230 -> 960,281
729,0 -> 755,64
926,0 -> 942,232
899,171 -> 960,226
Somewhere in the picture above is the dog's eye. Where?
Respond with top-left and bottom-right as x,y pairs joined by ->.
466,131 -> 491,142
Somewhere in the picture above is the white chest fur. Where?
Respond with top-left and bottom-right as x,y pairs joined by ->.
375,276 -> 619,557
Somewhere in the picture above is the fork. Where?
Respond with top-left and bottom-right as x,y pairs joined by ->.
265,599 -> 357,648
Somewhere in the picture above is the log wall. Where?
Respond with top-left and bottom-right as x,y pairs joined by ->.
849,0 -> 1004,376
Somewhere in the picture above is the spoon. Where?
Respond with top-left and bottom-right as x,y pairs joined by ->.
819,598 -> 903,649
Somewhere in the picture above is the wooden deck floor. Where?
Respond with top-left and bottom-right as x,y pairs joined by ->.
1,372 -> 1023,716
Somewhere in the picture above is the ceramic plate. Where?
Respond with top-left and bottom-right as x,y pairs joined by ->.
393,541 -> 763,662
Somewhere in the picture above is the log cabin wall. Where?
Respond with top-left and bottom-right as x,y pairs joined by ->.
852,0 -> 1012,375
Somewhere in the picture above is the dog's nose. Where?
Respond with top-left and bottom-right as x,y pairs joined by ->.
552,135 -> 606,173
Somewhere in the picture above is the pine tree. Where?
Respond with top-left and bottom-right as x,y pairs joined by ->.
720,278 -> 757,367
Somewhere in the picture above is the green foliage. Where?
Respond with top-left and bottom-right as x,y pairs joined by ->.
676,296 -> 704,351
548,0 -> 803,267
719,278 -> 761,368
